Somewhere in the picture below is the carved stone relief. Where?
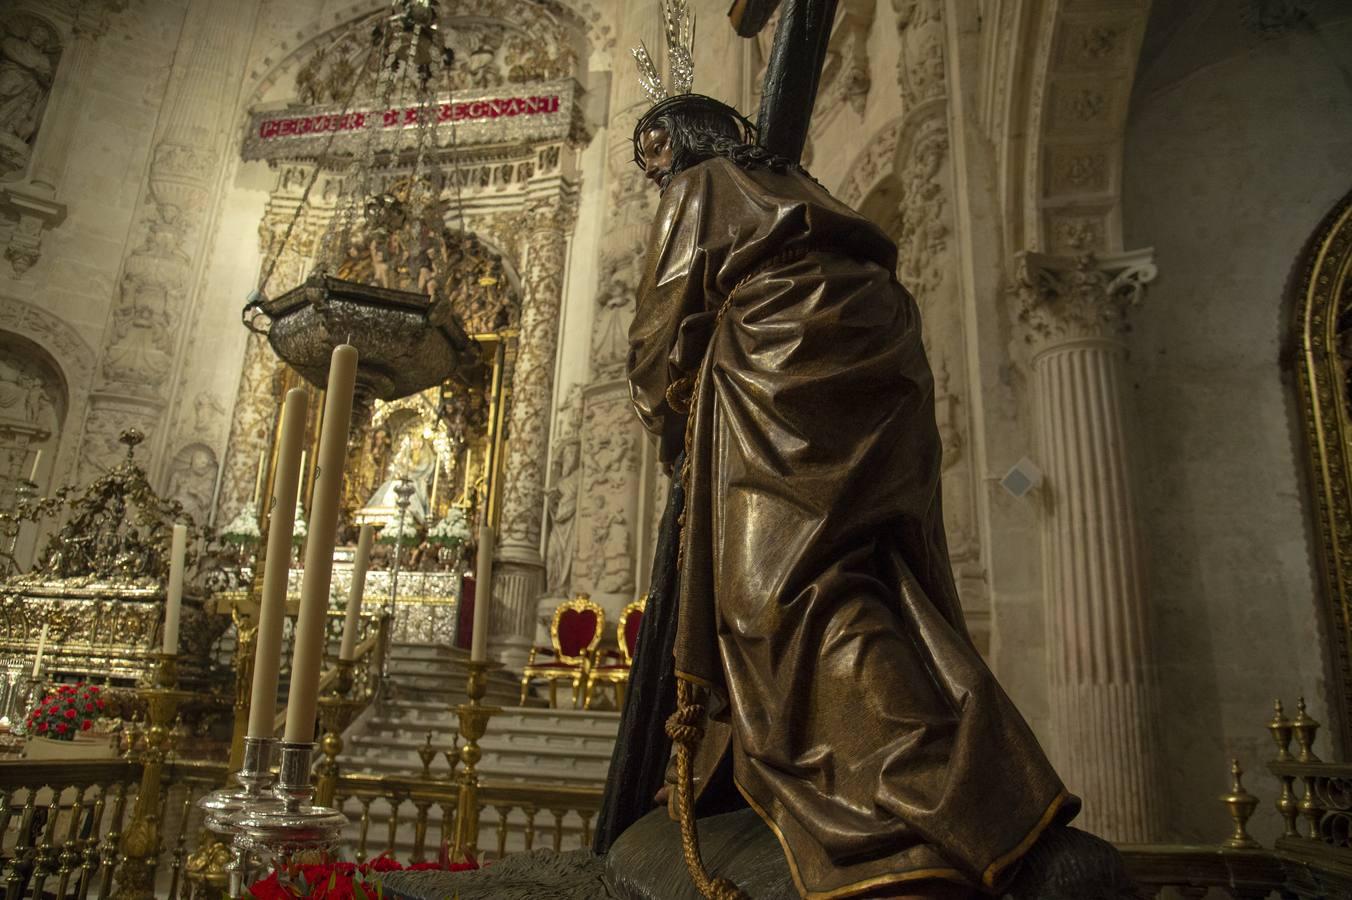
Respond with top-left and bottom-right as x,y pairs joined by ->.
165,441 -> 218,526
0,12 -> 61,182
895,118 -> 951,298
543,385 -> 583,596
291,2 -> 578,107
1015,249 -> 1159,347
590,242 -> 644,381
572,382 -> 640,603
893,0 -> 946,109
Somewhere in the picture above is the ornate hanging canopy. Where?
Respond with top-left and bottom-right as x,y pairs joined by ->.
241,0 -> 519,424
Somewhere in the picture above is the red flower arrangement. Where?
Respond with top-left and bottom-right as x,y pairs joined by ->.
25,684 -> 106,741
248,853 -> 479,899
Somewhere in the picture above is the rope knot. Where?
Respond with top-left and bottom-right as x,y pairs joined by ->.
665,703 -> 706,746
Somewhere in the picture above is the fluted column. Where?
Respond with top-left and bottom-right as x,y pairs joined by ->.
1016,248 -> 1164,843
491,189 -> 578,667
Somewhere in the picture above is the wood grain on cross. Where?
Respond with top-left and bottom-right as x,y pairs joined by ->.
728,0 -> 840,166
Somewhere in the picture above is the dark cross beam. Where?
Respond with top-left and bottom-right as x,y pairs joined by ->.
728,0 -> 840,166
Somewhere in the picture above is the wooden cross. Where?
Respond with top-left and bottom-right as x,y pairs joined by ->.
728,0 -> 841,166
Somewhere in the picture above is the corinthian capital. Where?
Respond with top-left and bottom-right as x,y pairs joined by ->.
526,190 -> 579,236
1015,248 -> 1157,346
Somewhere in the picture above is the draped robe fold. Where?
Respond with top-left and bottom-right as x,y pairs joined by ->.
625,157 -> 1077,899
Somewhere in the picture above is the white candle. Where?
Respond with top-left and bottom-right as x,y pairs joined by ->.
252,449 -> 267,509
340,524 -> 373,660
296,450 -> 308,508
163,523 -> 187,654
31,622 -> 47,677
471,523 -> 493,662
27,449 -> 42,482
247,389 -> 307,739
429,462 -> 440,516
285,345 -> 357,744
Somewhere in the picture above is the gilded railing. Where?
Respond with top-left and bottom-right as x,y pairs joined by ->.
0,759 -> 601,900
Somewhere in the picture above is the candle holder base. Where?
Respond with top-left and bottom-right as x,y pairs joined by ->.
198,736 -> 281,833
233,741 -> 347,863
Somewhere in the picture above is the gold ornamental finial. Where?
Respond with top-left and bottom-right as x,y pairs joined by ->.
1292,697 -> 1321,763
1220,759 -> 1260,850
120,427 -> 145,459
1268,699 -> 1294,761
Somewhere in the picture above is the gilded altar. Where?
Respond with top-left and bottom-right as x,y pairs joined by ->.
0,429 -> 231,689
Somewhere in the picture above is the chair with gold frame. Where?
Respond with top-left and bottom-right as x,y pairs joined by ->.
519,593 -> 605,708
584,596 -> 646,710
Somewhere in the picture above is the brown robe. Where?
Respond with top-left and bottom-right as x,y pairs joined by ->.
627,157 -> 1077,899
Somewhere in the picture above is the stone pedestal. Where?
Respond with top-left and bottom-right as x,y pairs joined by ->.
1017,248 -> 1164,843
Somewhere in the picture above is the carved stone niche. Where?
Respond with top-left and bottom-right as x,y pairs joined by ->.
0,9 -> 62,183
0,330 -> 65,508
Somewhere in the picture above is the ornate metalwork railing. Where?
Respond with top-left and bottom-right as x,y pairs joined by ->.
0,756 -> 602,900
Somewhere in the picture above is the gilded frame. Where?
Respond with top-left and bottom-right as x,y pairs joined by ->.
1294,187 -> 1352,749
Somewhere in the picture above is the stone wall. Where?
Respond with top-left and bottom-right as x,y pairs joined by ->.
1121,1 -> 1352,843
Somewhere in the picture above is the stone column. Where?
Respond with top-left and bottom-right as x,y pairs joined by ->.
491,190 -> 577,667
77,0 -> 253,482
1016,248 -> 1163,843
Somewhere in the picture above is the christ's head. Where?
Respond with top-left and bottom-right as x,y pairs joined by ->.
632,94 -> 787,192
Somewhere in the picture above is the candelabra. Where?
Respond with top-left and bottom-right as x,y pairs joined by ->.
231,740 -> 348,885
449,658 -> 501,862
315,658 -> 365,807
195,734 -> 280,896
389,477 -> 416,611
112,653 -> 191,900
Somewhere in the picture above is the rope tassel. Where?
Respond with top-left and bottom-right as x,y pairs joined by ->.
665,678 -> 750,900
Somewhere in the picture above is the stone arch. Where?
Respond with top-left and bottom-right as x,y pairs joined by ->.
0,295 -> 93,490
837,117 -> 901,214
239,0 -> 595,110
1003,0 -> 1155,256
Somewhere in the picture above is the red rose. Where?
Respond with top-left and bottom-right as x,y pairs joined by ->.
247,872 -> 292,900
84,702 -> 95,713
81,720 -> 92,732
88,685 -> 100,693
96,699 -> 106,710
36,722 -> 47,733
365,856 -> 401,873
64,708 -> 76,719
55,722 -> 67,734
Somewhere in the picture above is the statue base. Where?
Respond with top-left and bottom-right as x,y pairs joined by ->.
377,808 -> 1137,900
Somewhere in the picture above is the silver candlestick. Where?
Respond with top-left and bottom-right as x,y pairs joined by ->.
231,741 -> 347,882
198,736 -> 281,895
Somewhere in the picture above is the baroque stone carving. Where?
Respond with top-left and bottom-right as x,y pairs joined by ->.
543,385 -> 583,596
293,2 -> 578,106
839,119 -> 899,209
893,0 -> 945,109
591,243 -> 643,381
496,191 -> 577,550
1015,249 -> 1158,346
895,119 -> 950,298
165,442 -> 218,527
573,385 -> 639,600
0,12 -> 60,181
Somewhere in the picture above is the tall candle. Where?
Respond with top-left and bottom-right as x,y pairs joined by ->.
247,389 -> 307,739
429,462 -> 440,516
27,449 -> 42,482
471,523 -> 494,662
31,622 -> 47,677
297,450 -> 308,507
340,525 -> 374,660
162,524 -> 187,654
252,449 -> 267,509
284,344 -> 357,744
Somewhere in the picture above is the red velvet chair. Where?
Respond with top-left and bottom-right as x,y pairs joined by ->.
519,594 -> 605,708
584,596 -> 646,710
